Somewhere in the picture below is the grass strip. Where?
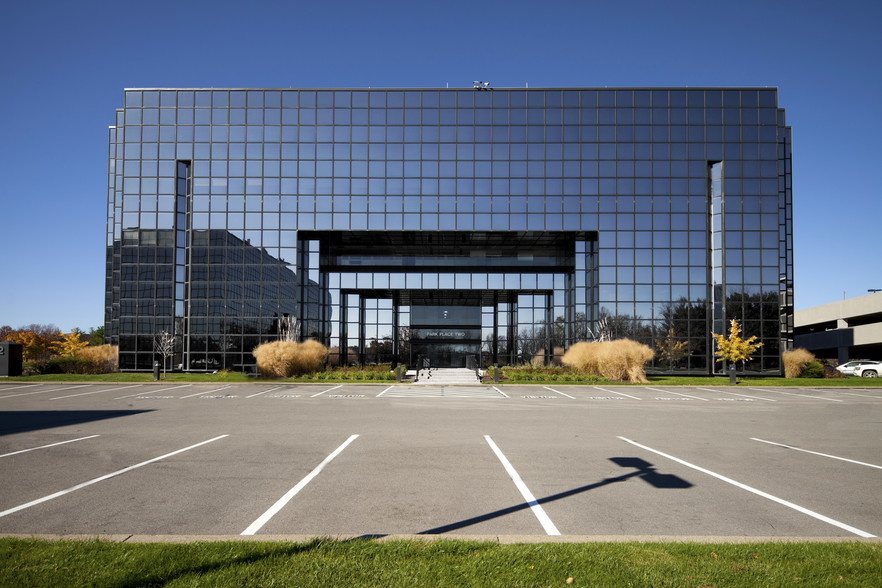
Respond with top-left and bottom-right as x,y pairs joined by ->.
1,538 -> 880,587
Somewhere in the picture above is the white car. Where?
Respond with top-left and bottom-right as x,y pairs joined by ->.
835,360 -> 878,376
853,362 -> 881,378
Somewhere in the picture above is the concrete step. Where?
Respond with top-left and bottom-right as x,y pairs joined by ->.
415,368 -> 482,385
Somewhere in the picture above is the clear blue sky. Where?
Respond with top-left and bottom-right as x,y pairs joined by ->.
2,0 -> 880,332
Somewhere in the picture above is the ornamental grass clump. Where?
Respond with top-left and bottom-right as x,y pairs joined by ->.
252,340 -> 329,378
562,339 -> 654,383
782,348 -> 815,378
78,344 -> 119,373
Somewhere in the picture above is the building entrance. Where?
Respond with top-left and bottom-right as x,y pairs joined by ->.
409,305 -> 481,368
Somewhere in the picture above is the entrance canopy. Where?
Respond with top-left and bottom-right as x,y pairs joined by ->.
300,230 -> 591,273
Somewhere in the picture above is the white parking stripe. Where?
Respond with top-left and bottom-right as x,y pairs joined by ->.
0,385 -> 84,399
484,435 -> 560,536
0,435 -> 100,459
179,385 -> 233,399
311,385 -> 343,398
644,387 -> 709,401
593,386 -> 640,400
751,438 -> 882,470
747,388 -> 842,402
246,386 -> 286,398
0,384 -> 43,393
115,384 -> 193,399
0,435 -> 229,519
618,436 -> 875,538
241,434 -> 359,535
834,390 -> 882,400
543,386 -> 575,399
696,387 -> 776,402
51,384 -> 144,400
376,385 -> 397,397
493,386 -> 510,398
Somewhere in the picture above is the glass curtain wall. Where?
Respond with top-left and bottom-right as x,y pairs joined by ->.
105,87 -> 793,374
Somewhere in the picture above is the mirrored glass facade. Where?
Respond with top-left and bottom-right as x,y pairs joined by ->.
105,87 -> 793,374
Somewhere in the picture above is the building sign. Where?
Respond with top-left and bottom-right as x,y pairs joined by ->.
411,328 -> 481,340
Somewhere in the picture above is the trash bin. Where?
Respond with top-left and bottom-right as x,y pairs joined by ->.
0,342 -> 23,377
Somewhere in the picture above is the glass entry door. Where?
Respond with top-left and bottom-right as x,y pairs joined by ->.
409,305 -> 481,368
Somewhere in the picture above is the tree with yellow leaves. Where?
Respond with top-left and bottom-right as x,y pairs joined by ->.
656,328 -> 689,370
49,330 -> 90,358
713,319 -> 763,384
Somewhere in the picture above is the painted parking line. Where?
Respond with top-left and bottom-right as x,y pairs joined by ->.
543,386 -> 575,399
751,438 -> 882,470
115,384 -> 193,399
493,386 -> 510,398
241,434 -> 359,535
0,435 -> 100,459
830,390 -> 882,400
484,435 -> 560,536
179,385 -> 234,399
376,385 -> 396,397
0,435 -> 228,520
696,387 -> 776,402
0,383 -> 44,393
593,386 -> 640,400
0,385 -> 85,399
51,384 -> 145,400
747,388 -> 842,402
617,436 -> 875,538
644,387 -> 709,401
246,385 -> 287,399
311,385 -> 343,398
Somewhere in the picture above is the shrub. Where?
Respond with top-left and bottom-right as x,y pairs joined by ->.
562,339 -> 655,383
78,344 -> 119,373
252,340 -> 329,378
41,357 -> 104,375
782,348 -> 815,378
824,365 -> 847,379
799,361 -> 825,379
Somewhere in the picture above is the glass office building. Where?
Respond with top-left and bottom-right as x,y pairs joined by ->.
104,87 -> 793,374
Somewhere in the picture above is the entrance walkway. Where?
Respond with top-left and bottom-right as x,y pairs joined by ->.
415,367 -> 482,385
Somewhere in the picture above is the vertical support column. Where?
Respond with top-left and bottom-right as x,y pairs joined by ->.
508,298 -> 517,365
492,291 -> 499,365
392,291 -> 400,368
173,160 -> 192,371
340,293 -> 348,367
545,291 -> 553,365
709,161 -> 726,375
358,295 -> 366,366
565,272 -> 574,348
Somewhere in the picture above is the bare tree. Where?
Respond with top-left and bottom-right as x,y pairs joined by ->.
153,331 -> 175,378
278,315 -> 300,342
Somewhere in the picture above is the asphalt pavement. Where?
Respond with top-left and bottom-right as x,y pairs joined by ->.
1,381 -> 880,542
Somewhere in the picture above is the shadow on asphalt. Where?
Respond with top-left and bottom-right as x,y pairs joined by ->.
417,457 -> 693,534
0,410 -> 155,435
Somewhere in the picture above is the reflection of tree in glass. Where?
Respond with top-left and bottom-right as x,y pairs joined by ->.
656,328 -> 688,369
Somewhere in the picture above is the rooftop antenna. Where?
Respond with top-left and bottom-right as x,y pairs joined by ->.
473,80 -> 491,91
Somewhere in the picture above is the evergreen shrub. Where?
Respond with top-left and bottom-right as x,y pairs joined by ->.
799,361 -> 825,379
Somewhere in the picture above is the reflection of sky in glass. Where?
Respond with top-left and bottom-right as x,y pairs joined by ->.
107,88 -> 791,373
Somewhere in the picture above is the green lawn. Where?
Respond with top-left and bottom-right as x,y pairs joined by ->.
1,538 -> 879,587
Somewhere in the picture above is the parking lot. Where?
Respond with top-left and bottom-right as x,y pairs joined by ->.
1,381 -> 880,540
